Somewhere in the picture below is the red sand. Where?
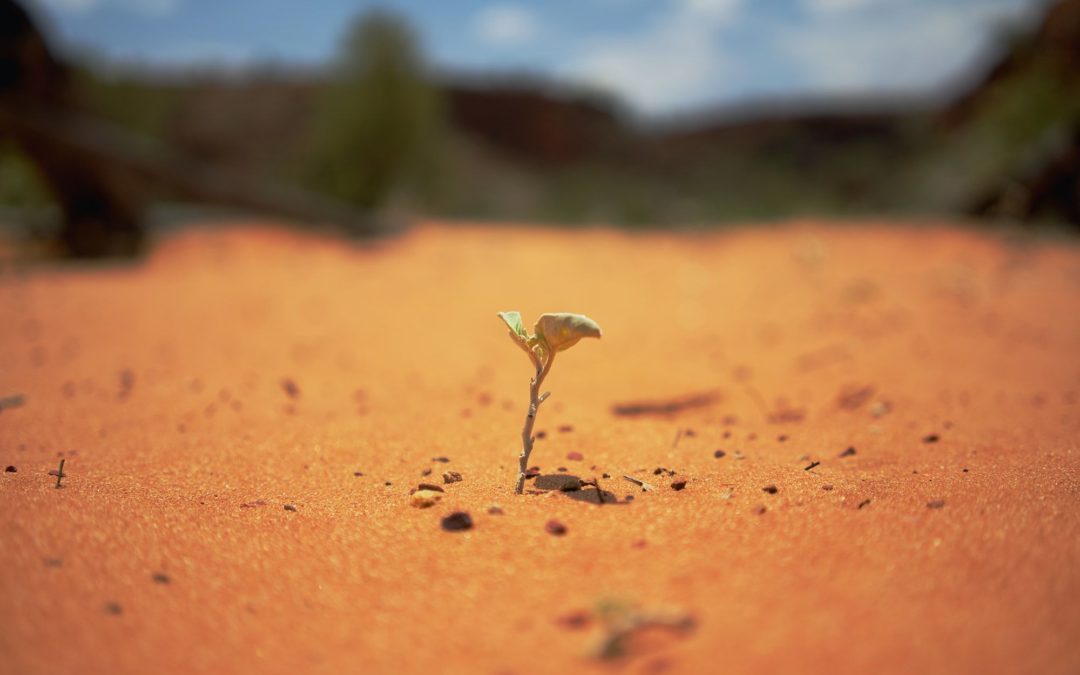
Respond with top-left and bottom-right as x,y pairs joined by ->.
1,221 -> 1078,674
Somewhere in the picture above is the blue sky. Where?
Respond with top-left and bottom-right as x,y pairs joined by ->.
28,0 -> 1051,116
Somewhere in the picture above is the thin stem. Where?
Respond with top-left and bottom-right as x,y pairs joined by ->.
515,349 -> 555,494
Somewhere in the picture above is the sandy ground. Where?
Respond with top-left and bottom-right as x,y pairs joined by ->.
1,221 -> 1078,675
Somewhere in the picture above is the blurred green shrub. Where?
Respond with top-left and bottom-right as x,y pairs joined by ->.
305,10 -> 445,210
0,142 -> 51,207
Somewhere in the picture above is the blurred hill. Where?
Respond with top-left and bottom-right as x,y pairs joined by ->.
5,0 -> 1079,234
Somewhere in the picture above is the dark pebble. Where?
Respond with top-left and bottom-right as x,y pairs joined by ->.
418,483 -> 445,493
545,520 -> 567,536
354,471 -> 365,477
556,611 -> 591,629
104,602 -> 123,615
4,465 -> 15,472
535,431 -> 547,440
804,461 -> 820,471
432,456 -> 450,463
671,480 -> 687,491
602,473 -> 611,479
524,466 -> 541,479
566,451 -> 584,461
762,485 -> 778,494
281,379 -> 299,399
922,434 -> 940,443
420,468 -> 431,476
441,511 -> 473,532
927,500 -> 946,509
442,471 -> 463,484
857,499 -> 871,509
839,447 -> 857,458
752,505 -> 767,515
822,484 -> 834,491
558,425 -> 574,433
713,450 -> 726,458
557,467 -> 567,473
625,495 -> 635,502
284,504 -> 297,512
152,573 -> 170,584
778,435 -> 788,442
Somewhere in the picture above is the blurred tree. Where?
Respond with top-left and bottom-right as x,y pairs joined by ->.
305,10 -> 445,213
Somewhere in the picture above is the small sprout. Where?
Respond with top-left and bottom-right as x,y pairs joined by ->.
52,459 -> 66,489
498,311 -> 602,494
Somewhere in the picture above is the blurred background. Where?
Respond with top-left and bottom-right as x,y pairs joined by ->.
0,0 -> 1077,257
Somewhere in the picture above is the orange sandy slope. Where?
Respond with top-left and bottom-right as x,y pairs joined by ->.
1,221 -> 1078,675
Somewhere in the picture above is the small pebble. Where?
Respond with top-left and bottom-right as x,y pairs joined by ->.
442,471 -> 463,484
545,520 -> 567,536
752,505 -> 767,515
558,425 -> 574,433
557,467 -> 567,473
713,450 -> 726,459
869,401 -> 891,417
411,490 -> 442,509
602,473 -> 611,479
839,447 -> 857,458
671,480 -> 687,491
104,602 -> 123,615
857,499 -> 871,509
281,379 -> 299,399
927,500 -> 946,509
566,451 -> 583,461
535,430 -> 547,439
4,465 -> 15,473
353,471 -> 365,477
441,511 -> 473,531
822,484 -> 834,491
556,611 -> 591,629
432,456 -> 450,463
152,572 -> 170,584
922,434 -> 940,443
487,505 -> 504,515
417,483 -> 445,493
283,504 -> 297,512
762,485 -> 778,494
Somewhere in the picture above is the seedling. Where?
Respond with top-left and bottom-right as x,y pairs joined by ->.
53,459 -> 65,489
497,311 -> 602,494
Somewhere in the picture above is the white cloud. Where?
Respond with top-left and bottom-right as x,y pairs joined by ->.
802,0 -> 886,14
572,0 -> 741,113
473,4 -> 539,46
782,0 -> 1044,96
33,0 -> 178,16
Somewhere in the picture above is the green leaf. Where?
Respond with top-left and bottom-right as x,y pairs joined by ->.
496,311 -> 527,338
533,313 -> 602,352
